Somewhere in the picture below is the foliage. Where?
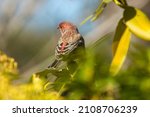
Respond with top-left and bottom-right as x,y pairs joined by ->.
0,51 -> 62,99
82,0 -> 150,76
0,35 -> 150,100
0,0 -> 150,100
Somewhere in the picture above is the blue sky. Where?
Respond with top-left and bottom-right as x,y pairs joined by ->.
28,0 -> 100,33
0,0 -> 101,38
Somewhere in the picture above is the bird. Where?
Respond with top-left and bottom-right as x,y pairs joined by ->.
48,21 -> 85,69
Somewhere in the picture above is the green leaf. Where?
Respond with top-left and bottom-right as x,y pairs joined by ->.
80,0 -> 111,25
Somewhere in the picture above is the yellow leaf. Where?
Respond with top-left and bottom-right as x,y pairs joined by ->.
113,0 -> 128,8
110,18 -> 131,76
124,7 -> 150,41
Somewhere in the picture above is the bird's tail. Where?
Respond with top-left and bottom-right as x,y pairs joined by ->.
48,59 -> 60,68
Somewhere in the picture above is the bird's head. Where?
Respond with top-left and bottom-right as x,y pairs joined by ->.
58,21 -> 78,34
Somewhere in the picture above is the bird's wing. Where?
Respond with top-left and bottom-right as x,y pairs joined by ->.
55,35 -> 85,59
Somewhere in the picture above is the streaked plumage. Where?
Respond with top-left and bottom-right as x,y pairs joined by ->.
48,21 -> 85,68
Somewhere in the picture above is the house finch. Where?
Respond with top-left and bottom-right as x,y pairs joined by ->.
48,21 -> 85,68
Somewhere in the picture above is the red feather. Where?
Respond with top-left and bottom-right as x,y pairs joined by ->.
61,42 -> 67,52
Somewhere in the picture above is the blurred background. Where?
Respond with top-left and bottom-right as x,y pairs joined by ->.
0,0 -> 149,77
